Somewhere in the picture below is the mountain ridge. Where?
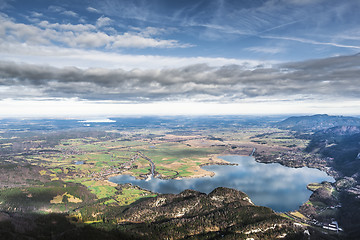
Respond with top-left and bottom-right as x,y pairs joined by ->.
275,114 -> 360,131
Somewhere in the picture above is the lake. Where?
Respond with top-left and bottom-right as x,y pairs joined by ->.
109,155 -> 334,212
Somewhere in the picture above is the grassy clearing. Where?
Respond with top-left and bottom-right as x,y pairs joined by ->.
307,183 -> 323,191
91,186 -> 117,199
279,213 -> 293,220
114,188 -> 156,206
129,168 -> 150,177
156,167 -> 178,177
82,180 -> 117,199
143,144 -> 222,162
290,211 -> 309,220
50,192 -> 82,204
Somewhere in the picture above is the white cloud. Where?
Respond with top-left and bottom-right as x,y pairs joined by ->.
48,5 -> 64,12
138,26 -> 169,37
278,0 -> 326,5
334,28 -> 360,41
30,11 -> 43,18
38,20 -> 96,32
86,6 -> 101,13
245,47 -> 284,54
262,35 -> 360,50
47,6 -> 78,17
0,41 -> 269,70
96,16 -> 112,28
0,14 -> 192,49
62,10 -> 78,17
111,33 -> 191,48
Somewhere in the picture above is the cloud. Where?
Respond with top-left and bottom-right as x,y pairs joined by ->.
48,5 -> 64,12
98,0 -> 152,22
48,5 -> 78,17
245,47 -> 284,54
262,35 -> 360,50
333,28 -> 360,42
171,0 -> 301,40
0,14 -> 192,49
86,6 -> 101,13
38,20 -> 96,32
138,27 -> 169,37
268,0 -> 326,6
96,16 -> 112,28
0,53 -> 359,102
61,10 -> 78,17
0,38 -> 265,70
30,11 -> 43,18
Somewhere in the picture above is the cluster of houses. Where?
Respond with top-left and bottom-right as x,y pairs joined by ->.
322,220 -> 343,232
88,154 -> 139,180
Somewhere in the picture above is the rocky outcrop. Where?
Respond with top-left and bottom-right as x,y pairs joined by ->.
118,187 -> 302,239
122,187 -> 252,222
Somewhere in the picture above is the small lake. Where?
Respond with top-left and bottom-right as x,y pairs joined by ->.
109,155 -> 334,212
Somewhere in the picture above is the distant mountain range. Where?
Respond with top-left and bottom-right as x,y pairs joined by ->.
275,114 -> 360,131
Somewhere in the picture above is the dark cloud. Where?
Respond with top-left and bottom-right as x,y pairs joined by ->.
1,53 -> 360,101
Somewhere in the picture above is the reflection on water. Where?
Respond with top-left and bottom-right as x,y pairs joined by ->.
109,155 -> 334,212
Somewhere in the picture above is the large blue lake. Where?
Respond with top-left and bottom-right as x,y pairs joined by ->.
109,155 -> 334,212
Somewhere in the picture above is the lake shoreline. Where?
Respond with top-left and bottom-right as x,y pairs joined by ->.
109,155 -> 334,212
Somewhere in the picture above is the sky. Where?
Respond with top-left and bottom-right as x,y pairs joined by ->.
1,0 -> 360,118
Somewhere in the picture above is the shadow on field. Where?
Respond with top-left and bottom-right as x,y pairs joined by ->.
0,211 -> 141,240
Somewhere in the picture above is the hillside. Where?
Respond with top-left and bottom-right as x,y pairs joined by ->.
1,187 -> 305,240
304,126 -> 360,238
275,114 -> 360,132
306,125 -> 360,178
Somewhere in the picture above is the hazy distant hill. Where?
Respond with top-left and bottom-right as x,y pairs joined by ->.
275,114 -> 360,131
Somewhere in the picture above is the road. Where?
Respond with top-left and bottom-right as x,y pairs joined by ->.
137,151 -> 156,177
